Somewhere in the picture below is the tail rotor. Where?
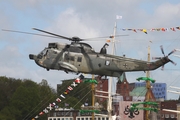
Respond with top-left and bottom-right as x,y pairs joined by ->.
152,45 -> 176,70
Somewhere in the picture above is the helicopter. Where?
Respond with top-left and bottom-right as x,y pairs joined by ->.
28,28 -> 176,77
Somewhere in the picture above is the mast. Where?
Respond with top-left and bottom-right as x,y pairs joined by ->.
107,22 -> 117,120
145,46 -> 156,120
92,75 -> 95,120
145,46 -> 151,120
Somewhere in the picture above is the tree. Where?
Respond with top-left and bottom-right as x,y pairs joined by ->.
0,76 -> 56,120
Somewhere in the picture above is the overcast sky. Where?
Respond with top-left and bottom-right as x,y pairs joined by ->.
1,0 -> 180,100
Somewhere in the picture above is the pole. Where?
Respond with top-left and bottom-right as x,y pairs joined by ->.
145,46 -> 150,120
107,22 -> 117,120
92,74 -> 95,120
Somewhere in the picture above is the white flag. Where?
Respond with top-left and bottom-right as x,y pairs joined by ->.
116,15 -> 122,19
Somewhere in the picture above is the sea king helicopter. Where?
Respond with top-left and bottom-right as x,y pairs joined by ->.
28,28 -> 176,77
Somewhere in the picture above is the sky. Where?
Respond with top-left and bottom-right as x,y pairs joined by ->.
0,0 -> 180,100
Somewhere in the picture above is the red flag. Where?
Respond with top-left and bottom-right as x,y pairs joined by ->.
56,98 -> 61,102
67,86 -> 73,91
170,27 -> 176,31
39,112 -> 44,115
161,28 -> 166,31
75,78 -> 82,83
133,29 -> 137,33
64,89 -> 70,94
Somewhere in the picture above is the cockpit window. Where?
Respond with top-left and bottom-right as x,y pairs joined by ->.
69,46 -> 81,53
37,48 -> 48,59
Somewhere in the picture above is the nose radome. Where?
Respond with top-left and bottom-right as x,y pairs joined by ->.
29,54 -> 37,60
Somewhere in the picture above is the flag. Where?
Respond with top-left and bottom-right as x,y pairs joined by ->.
47,104 -> 53,110
39,112 -> 44,115
170,27 -> 176,31
133,29 -> 137,33
106,40 -> 111,42
142,29 -> 147,34
67,86 -> 73,91
64,89 -> 70,94
176,27 -> 180,30
65,103 -> 69,106
116,15 -> 122,19
71,82 -> 78,87
60,94 -> 65,99
161,28 -> 167,31
43,108 -> 49,113
51,102 -> 56,106
56,98 -> 61,102
75,78 -> 82,83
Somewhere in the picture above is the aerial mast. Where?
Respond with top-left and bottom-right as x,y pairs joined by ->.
107,21 -> 117,120
144,46 -> 156,120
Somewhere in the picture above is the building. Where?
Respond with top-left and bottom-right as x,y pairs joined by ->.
95,76 -> 108,103
159,100 -> 179,120
134,82 -> 167,100
48,109 -> 108,120
116,72 -> 132,101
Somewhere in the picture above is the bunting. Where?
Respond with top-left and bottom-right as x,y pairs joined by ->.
80,110 -> 100,114
120,26 -> 180,34
32,74 -> 85,119
84,79 -> 98,84
136,77 -> 156,83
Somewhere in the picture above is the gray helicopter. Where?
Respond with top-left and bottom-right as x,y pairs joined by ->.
29,28 -> 176,77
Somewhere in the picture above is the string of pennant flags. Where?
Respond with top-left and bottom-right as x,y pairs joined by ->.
32,74 -> 85,119
119,26 -> 180,34
32,75 -> 98,120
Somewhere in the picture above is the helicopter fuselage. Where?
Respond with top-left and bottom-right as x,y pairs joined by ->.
29,42 -> 171,77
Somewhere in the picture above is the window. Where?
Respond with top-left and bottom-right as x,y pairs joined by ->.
77,57 -> 82,62
171,114 -> 175,118
165,114 -> 169,118
69,46 -> 81,53
70,56 -> 74,61
105,61 -> 110,65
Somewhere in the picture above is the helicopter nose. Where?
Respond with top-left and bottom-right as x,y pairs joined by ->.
29,54 -> 37,60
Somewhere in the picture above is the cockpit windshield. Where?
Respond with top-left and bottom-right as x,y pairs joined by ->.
37,48 -> 48,59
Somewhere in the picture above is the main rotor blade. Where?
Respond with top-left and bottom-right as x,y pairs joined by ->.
33,28 -> 72,41
2,29 -> 60,38
82,34 -> 129,40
